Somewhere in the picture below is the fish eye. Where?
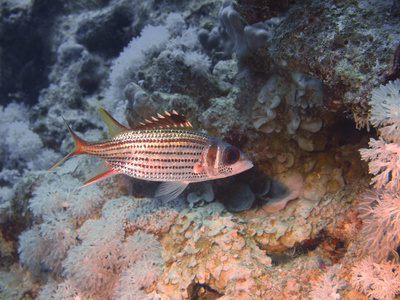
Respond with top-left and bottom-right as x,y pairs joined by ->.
224,147 -> 240,164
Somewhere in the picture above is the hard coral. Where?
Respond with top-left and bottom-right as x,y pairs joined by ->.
158,203 -> 272,299
233,0 -> 290,25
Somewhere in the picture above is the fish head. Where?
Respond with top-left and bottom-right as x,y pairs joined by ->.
196,138 -> 253,179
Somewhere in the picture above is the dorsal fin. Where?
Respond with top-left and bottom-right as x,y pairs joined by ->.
133,110 -> 193,130
98,108 -> 129,137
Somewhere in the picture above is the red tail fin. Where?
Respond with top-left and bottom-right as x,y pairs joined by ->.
47,118 -> 88,170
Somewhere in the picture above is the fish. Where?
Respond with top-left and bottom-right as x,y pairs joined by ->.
48,108 -> 253,202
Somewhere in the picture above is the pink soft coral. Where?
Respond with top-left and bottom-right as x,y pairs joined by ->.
360,138 -> 400,190
360,79 -> 400,190
351,257 -> 400,300
309,266 -> 346,300
358,190 -> 400,262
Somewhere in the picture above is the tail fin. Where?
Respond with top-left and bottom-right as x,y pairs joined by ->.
47,118 -> 88,170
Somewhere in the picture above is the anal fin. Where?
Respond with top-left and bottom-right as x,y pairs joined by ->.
155,181 -> 189,203
80,162 -> 116,188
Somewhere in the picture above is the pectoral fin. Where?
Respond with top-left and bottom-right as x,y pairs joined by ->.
155,181 -> 189,203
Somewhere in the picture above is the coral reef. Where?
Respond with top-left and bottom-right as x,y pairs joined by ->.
1,0 -> 400,299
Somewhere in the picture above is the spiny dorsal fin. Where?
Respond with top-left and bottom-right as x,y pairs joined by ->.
98,108 -> 129,137
133,110 -> 193,130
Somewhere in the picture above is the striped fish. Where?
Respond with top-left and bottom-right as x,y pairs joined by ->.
48,108 -> 253,202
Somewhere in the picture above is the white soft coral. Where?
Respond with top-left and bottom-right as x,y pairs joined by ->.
369,79 -> 400,142
18,211 -> 77,276
28,175 -> 104,219
360,79 -> 400,190
62,219 -> 124,296
360,137 -> 400,190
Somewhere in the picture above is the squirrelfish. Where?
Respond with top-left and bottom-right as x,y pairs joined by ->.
48,108 -> 253,202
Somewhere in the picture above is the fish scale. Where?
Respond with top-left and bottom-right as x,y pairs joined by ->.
84,129 -> 211,181
48,108 -> 253,202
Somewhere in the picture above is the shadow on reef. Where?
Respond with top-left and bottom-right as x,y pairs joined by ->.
122,167 -> 283,213
0,2 -> 52,105
215,168 -> 289,212
266,228 -> 347,267
0,0 -> 143,106
187,282 -> 224,300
